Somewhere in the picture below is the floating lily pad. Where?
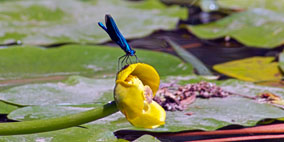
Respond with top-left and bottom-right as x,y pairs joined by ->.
134,135 -> 160,142
0,45 -> 193,81
6,77 -> 284,132
164,96 -> 284,131
0,101 -> 18,114
278,51 -> 284,73
188,8 -> 284,48
162,79 -> 284,131
0,122 -> 120,142
8,105 -> 94,121
3,78 -> 284,141
0,0 -> 186,45
0,76 -> 114,106
213,56 -> 282,82
218,0 -> 284,12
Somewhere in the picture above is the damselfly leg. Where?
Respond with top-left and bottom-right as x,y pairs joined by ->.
118,54 -> 140,70
118,55 -> 126,70
134,55 -> 139,63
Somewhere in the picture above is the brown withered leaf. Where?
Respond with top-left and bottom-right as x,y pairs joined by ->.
154,81 -> 231,111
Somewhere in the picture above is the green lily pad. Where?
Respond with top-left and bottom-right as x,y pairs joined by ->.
0,0 -> 186,45
0,101 -> 18,114
7,77 -> 284,132
0,76 -> 114,106
218,0 -> 284,12
8,105 -> 94,121
213,56 -> 282,82
163,79 -> 284,131
4,77 -> 284,141
188,8 -> 284,48
278,51 -> 284,73
0,44 -> 192,81
134,135 -> 160,142
0,122 -> 120,142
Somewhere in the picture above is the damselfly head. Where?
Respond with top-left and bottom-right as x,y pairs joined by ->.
129,50 -> 136,56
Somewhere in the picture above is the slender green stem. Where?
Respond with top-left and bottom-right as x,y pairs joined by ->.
0,101 -> 118,135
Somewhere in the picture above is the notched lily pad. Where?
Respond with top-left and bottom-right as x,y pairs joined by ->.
213,56 -> 282,82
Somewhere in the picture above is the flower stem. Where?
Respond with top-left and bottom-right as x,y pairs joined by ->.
0,101 -> 118,135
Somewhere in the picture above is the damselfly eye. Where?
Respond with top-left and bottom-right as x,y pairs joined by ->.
131,50 -> 136,56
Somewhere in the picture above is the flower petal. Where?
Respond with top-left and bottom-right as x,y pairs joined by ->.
131,63 -> 160,95
116,63 -> 160,95
115,80 -> 144,119
128,101 -> 166,129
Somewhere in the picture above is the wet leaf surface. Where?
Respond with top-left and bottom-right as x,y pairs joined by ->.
0,0 -> 186,45
213,56 -> 282,82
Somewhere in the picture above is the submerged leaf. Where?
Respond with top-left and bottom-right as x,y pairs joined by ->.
213,56 -> 282,82
167,39 -> 213,75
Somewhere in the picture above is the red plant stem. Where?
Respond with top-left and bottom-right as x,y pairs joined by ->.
155,123 -> 284,137
188,134 -> 284,142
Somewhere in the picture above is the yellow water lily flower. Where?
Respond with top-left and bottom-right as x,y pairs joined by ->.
114,63 -> 166,129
